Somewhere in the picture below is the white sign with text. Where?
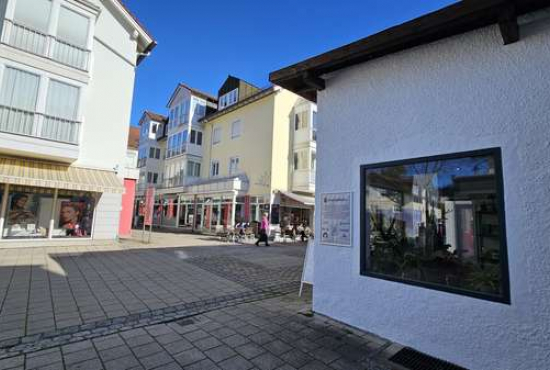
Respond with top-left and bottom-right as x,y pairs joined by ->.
320,192 -> 352,247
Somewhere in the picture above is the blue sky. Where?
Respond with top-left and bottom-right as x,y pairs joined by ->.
128,0 -> 457,125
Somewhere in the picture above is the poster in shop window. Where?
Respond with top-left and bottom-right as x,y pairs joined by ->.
320,192 -> 352,247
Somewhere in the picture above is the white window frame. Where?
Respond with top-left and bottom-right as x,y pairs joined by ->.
219,88 -> 238,109
213,126 -> 222,145
229,157 -> 240,175
231,120 -> 242,139
211,160 -> 220,177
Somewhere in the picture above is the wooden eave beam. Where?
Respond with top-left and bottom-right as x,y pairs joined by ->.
303,71 -> 325,91
498,3 -> 519,45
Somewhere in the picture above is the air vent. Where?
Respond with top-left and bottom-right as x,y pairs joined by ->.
389,347 -> 468,370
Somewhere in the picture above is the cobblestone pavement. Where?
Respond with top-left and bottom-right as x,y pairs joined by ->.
0,234 -> 397,370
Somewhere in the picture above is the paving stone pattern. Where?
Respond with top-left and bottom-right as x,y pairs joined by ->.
0,238 -> 396,369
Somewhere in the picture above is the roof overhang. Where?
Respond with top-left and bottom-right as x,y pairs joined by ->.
104,0 -> 156,65
269,0 -> 550,102
200,87 -> 278,124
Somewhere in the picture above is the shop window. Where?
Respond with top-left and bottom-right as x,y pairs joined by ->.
3,188 -> 53,239
53,191 -> 95,238
2,188 -> 95,239
361,148 -> 510,303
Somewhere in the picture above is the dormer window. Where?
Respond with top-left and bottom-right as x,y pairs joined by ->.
219,88 -> 238,110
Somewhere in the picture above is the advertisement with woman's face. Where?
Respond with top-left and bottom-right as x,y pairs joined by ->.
58,195 -> 95,237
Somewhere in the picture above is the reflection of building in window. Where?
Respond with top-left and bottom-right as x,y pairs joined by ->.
362,149 -> 508,302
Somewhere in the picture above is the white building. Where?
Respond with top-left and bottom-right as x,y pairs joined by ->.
160,83 -> 217,194
0,0 -> 154,244
271,1 -> 550,370
136,111 -> 167,194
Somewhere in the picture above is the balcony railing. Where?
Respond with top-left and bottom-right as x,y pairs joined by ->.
0,105 -> 80,145
8,22 -> 47,56
52,38 -> 90,71
3,20 -> 91,72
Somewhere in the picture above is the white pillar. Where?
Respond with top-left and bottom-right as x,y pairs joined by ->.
47,188 -> 58,239
230,192 -> 237,228
175,195 -> 181,227
0,184 -> 10,239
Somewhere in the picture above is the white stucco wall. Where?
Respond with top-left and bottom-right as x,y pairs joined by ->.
314,13 -> 550,370
93,192 -> 122,240
76,0 -> 137,174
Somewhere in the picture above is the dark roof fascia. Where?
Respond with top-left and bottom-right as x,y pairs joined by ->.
269,0 -> 550,102
144,110 -> 168,123
200,87 -> 278,124
166,84 -> 217,108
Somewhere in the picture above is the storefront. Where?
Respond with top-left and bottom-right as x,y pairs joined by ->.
277,191 -> 315,230
0,157 -> 124,243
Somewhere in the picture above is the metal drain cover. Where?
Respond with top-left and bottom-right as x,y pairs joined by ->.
389,347 -> 468,370
176,318 -> 196,327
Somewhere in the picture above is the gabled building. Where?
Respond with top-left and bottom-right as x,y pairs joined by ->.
0,0 -> 154,244
160,83 -> 217,195
140,76 -> 317,233
136,111 -> 167,194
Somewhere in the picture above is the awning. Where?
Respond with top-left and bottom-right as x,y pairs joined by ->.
280,191 -> 315,207
0,157 -> 124,193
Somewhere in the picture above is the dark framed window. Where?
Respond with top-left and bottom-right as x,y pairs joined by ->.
190,130 -> 196,144
197,131 -> 203,146
360,148 -> 510,303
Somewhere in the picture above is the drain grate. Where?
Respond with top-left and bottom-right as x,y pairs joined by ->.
389,347 -> 468,370
176,318 -> 196,327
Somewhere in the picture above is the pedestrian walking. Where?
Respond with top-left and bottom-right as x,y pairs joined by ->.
255,212 -> 270,246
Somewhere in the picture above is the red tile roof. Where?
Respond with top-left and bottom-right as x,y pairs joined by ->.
127,126 -> 140,149
144,111 -> 168,123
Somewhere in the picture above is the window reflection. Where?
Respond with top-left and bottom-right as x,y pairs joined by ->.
363,149 -> 508,301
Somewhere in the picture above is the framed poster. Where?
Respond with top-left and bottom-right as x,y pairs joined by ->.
320,192 -> 352,247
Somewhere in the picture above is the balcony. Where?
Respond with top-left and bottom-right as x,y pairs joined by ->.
137,157 -> 147,168
0,105 -> 80,162
0,105 -> 80,144
3,20 -> 91,71
293,126 -> 317,147
292,170 -> 315,193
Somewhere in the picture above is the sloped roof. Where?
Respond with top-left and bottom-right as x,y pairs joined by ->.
269,0 -> 550,102
167,83 -> 218,108
127,126 -> 140,149
143,111 -> 168,123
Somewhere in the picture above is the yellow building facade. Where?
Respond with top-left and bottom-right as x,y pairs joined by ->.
140,77 -> 316,235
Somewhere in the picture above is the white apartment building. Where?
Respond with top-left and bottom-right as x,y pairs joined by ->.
160,83 -> 217,197
0,0 -> 154,244
136,111 -> 166,194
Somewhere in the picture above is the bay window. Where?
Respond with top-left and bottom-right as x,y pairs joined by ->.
10,0 -> 51,55
53,6 -> 90,70
0,67 -> 40,136
361,148 -> 510,303
43,79 -> 80,143
187,161 -> 201,178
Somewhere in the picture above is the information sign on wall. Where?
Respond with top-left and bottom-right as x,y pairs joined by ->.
320,192 -> 352,247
